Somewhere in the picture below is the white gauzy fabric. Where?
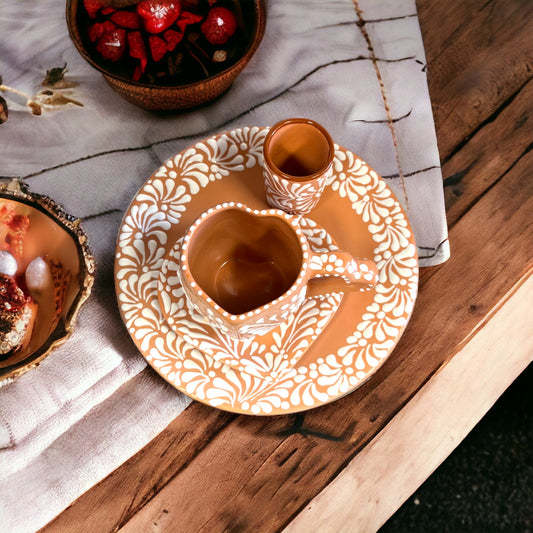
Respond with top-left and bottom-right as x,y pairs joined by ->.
0,0 -> 449,530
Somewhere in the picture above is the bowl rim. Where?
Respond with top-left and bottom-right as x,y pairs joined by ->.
66,0 -> 266,90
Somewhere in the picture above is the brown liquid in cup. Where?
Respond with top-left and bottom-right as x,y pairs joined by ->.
187,210 -> 303,315
268,123 -> 331,179
213,256 -> 289,316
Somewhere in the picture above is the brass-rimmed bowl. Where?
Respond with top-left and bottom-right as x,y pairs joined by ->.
66,0 -> 266,111
0,180 -> 95,382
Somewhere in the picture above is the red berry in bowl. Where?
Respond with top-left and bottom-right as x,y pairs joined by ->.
88,20 -> 116,43
96,27 -> 127,62
201,6 -> 237,45
137,0 -> 182,34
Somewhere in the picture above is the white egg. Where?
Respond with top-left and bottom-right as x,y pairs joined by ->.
25,256 -> 52,292
0,250 -> 18,276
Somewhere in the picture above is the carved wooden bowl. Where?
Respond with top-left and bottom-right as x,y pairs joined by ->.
0,180 -> 95,382
66,0 -> 266,111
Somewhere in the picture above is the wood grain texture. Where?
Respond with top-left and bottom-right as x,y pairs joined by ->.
285,273 -> 533,533
41,1 -> 533,531
417,0 -> 533,161
442,76 -> 532,228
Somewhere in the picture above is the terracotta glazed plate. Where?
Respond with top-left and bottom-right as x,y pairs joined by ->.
114,127 -> 418,415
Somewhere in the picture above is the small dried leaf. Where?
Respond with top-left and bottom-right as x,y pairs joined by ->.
28,102 -> 42,116
168,52 -> 184,76
43,64 -> 68,86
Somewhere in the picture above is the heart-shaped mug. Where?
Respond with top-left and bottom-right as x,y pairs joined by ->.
178,203 -> 378,339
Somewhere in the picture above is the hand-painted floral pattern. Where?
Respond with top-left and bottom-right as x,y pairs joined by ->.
157,218 -> 345,372
115,127 -> 418,415
264,170 -> 328,215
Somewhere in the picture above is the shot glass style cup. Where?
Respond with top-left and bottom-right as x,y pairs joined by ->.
263,118 -> 335,215
178,203 -> 378,340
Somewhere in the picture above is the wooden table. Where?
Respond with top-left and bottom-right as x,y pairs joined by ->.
42,1 -> 532,531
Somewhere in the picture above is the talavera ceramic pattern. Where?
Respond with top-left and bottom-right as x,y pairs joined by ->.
263,118 -> 335,215
115,127 -> 418,414
174,203 -> 378,340
264,170 -> 329,215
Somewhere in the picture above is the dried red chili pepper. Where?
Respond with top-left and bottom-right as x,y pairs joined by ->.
83,0 -> 104,19
176,11 -> 203,33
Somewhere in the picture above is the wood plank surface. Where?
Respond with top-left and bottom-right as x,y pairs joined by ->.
41,1 -> 533,531
442,77 -> 532,229
418,0 -> 533,161
285,272 -> 533,533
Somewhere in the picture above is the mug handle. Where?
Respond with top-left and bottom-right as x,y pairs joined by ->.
305,250 -> 379,297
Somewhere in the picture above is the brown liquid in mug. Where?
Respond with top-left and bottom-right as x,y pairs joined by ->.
269,123 -> 331,179
213,256 -> 292,315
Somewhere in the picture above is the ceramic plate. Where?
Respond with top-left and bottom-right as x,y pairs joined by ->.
114,127 -> 418,415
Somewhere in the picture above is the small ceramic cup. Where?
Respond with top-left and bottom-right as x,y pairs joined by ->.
263,118 -> 335,215
178,203 -> 378,339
